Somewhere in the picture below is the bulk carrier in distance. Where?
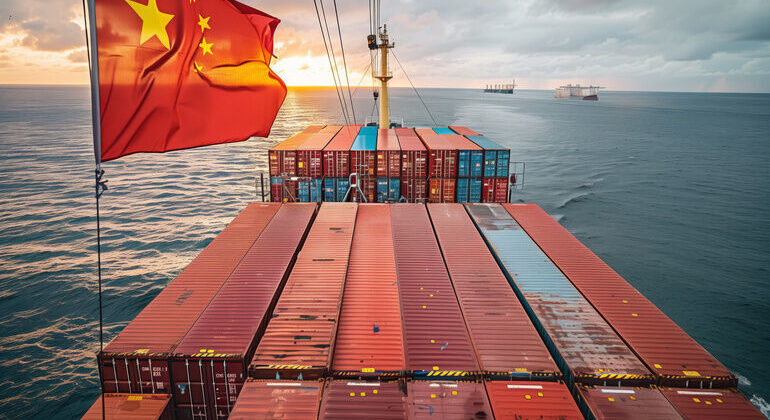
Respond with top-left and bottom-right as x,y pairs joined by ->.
555,84 -> 604,100
82,4 -> 764,420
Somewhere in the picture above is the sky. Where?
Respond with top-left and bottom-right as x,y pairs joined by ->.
1,0 -> 769,92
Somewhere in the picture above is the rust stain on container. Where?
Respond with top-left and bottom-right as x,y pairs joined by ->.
319,381 -> 407,419
407,381 -> 492,419
332,205 -> 405,377
485,381 -> 582,419
228,380 -> 322,420
428,204 -> 559,379
99,203 -> 280,395
171,203 -> 316,419
250,203 -> 357,380
504,203 -> 738,388
576,385 -> 684,419
390,204 -> 479,376
660,388 -> 767,419
82,394 -> 174,420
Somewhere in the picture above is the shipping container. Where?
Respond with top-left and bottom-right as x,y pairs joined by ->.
428,204 -> 559,379
297,126 -> 342,178
269,126 -> 323,176
428,178 -> 456,203
298,179 -> 323,203
332,205 -> 404,377
485,381 -> 582,419
376,129 -> 401,179
171,204 -> 316,420
319,381 -> 408,419
448,126 -> 480,136
660,388 -> 766,419
323,178 -> 350,202
99,203 -> 280,395
415,129 -> 458,179
250,203 -> 357,380
400,177 -> 427,203
457,149 -> 483,177
406,381 -> 493,418
576,385 -> 684,420
377,178 -> 401,203
270,177 -> 298,203
351,127 -> 378,203
82,394 -> 174,420
455,178 -> 482,203
228,380 -> 323,420
504,203 -> 738,388
395,127 -> 428,179
323,125 -> 362,178
481,177 -> 508,203
465,135 -> 510,178
466,204 -> 654,386
390,204 -> 479,377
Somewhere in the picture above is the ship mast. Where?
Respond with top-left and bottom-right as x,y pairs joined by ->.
373,25 -> 393,128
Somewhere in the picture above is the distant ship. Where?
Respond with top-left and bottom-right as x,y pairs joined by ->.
555,84 -> 604,100
484,80 -> 516,94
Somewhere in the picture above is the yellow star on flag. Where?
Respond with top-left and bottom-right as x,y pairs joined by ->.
199,37 -> 213,55
197,14 -> 211,33
125,0 -> 175,50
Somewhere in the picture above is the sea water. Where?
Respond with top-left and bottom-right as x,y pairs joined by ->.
0,85 -> 768,418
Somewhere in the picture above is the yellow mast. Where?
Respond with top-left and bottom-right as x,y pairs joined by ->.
375,25 -> 393,128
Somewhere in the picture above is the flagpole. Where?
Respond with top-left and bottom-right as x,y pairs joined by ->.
81,0 -> 106,419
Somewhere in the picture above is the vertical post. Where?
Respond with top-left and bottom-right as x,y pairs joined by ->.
260,173 -> 265,202
376,25 -> 392,129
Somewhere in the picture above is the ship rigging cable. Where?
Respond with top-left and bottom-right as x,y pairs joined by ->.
319,0 -> 351,124
313,0 -> 350,126
332,0 -> 356,125
392,50 -> 438,126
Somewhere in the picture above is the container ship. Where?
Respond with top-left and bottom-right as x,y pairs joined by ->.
82,9 -> 764,420
484,80 -> 516,94
555,84 -> 604,100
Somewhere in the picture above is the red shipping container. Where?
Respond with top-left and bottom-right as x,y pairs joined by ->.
250,203 -> 357,380
350,150 -> 376,202
269,126 -> 323,176
485,381 -> 582,419
416,128 -> 481,178
229,380 -> 323,420
428,204 -> 558,378
576,385 -> 684,419
319,381 -> 407,419
482,177 -> 507,203
504,203 -> 738,388
376,129 -> 401,178
428,178 -> 456,203
297,126 -> 342,178
400,177 -> 427,203
495,177 -> 509,203
407,381 -> 492,419
271,179 -> 298,203
323,125 -> 362,178
660,388 -> 766,419
82,394 -> 174,420
171,204 -> 316,420
395,127 -> 428,178
332,205 -> 404,377
390,204 -> 479,376
449,126 -> 481,136
99,203 -> 279,395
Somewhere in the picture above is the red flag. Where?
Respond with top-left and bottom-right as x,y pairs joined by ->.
94,0 -> 286,162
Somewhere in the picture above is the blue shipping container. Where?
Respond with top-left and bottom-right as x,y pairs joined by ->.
483,151 -> 497,178
496,150 -> 510,177
466,204 -> 653,387
351,126 -> 378,150
377,178 -> 401,202
432,127 -> 455,135
324,178 -> 336,202
467,135 -> 510,177
458,150 -> 484,177
298,179 -> 323,202
456,178 -> 482,203
336,178 -> 350,202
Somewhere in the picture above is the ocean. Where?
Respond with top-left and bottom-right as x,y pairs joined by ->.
0,85 -> 768,418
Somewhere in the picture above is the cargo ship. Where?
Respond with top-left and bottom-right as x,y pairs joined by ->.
484,80 -> 516,94
555,84 -> 604,100
82,7 -> 764,420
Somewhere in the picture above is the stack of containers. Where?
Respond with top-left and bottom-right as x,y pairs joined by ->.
98,203 -> 279,395
269,126 -> 322,202
375,129 -> 401,202
331,205 -> 404,378
466,204 -> 654,386
296,126 -> 342,202
395,128 -> 427,203
417,128 -> 483,203
504,203 -> 738,388
389,204 -> 479,378
228,380 -> 323,419
323,125 -> 361,202
442,127 -> 483,203
428,203 -> 559,380
452,126 -> 510,203
171,204 -> 316,420
250,203 -> 357,380
82,394 -> 174,420
484,381 -> 582,419
350,126 -> 378,203
575,385 -> 684,419
660,388 -> 766,419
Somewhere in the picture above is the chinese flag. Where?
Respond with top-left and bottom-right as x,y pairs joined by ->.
94,0 -> 286,162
